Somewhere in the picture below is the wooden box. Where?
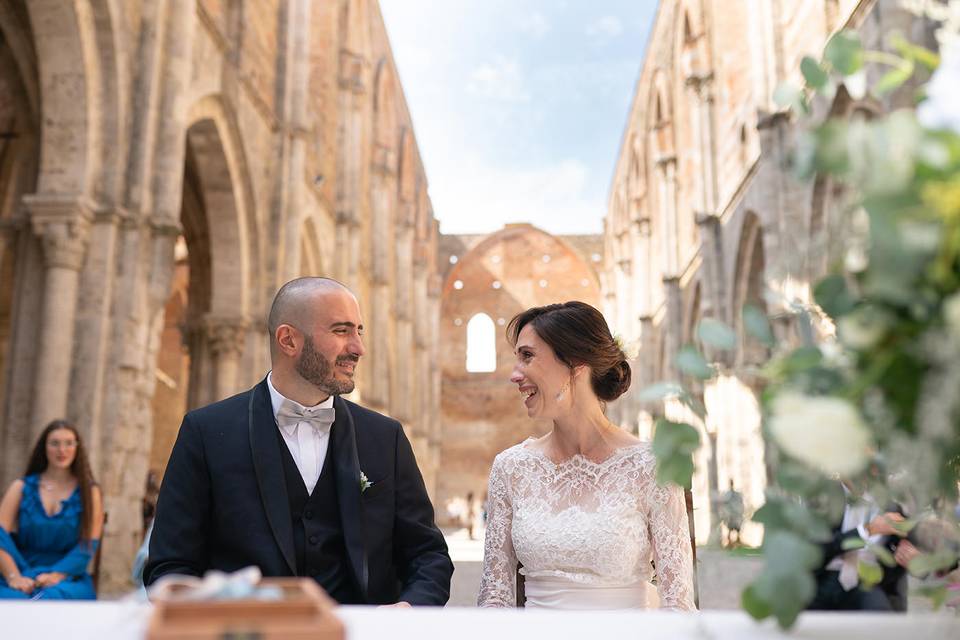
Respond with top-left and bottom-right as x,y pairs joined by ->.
147,577 -> 344,640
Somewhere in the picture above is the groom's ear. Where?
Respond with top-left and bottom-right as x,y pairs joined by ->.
275,324 -> 301,356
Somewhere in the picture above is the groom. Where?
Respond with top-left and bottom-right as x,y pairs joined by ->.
144,277 -> 453,605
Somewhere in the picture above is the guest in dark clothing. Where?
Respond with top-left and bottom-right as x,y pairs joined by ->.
809,490 -> 910,612
145,277 -> 453,606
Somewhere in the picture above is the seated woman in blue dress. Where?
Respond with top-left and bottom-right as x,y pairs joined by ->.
0,419 -> 103,599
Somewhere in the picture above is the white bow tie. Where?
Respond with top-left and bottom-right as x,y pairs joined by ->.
276,400 -> 335,434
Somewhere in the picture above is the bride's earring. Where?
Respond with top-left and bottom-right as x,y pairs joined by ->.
554,381 -> 569,402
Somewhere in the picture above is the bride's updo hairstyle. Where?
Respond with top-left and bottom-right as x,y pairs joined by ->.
507,301 -> 631,402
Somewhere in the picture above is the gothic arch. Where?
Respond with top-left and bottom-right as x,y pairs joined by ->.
184,95 -> 260,319
732,211 -> 767,365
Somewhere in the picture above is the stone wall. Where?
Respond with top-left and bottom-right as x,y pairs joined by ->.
0,0 -> 441,593
436,224 -> 602,524
602,0 -> 934,545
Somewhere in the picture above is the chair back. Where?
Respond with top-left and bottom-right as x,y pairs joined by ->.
92,511 -> 108,596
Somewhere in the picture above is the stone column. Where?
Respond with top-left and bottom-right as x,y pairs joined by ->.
656,156 -> 679,277
25,194 -> 92,435
661,276 -> 683,382
336,48 -> 367,286
206,316 -> 248,402
686,72 -> 719,216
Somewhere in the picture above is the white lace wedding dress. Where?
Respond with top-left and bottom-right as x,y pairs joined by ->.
477,439 -> 695,610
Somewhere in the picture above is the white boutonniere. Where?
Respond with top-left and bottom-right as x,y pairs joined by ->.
360,471 -> 372,493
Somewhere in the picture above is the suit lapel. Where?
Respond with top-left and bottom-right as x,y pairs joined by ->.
332,395 -> 368,597
248,378 -> 297,575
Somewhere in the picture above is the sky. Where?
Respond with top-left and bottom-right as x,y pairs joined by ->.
379,1 -> 659,235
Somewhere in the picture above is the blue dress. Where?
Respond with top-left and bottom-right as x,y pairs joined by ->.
0,474 -> 98,599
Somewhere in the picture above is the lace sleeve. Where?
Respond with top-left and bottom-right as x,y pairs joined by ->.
647,479 -> 696,611
477,454 -> 516,607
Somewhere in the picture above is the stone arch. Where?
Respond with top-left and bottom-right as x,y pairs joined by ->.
373,59 -> 398,152
398,127 -> 416,205
23,0 -> 120,199
438,224 -> 604,524
732,211 -> 767,366
184,96 -> 259,319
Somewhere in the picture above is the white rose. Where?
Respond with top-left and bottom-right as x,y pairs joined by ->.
837,310 -> 887,351
768,391 -> 873,476
944,292 -> 960,338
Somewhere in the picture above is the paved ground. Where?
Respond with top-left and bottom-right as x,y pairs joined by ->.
444,529 -> 937,610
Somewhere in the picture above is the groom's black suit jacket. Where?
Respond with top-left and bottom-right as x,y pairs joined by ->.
144,378 -> 453,605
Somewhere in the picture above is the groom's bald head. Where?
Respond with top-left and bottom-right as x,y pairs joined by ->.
268,277 -> 354,348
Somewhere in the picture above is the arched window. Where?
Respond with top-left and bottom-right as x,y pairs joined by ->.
466,313 -> 496,372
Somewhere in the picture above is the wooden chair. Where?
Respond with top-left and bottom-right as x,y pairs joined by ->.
514,490 -> 699,608
92,511 -> 108,595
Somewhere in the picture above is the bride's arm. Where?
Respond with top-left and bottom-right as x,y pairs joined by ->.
477,455 -> 517,607
647,480 -> 697,611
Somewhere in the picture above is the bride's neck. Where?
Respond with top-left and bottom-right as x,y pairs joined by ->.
550,402 -> 613,458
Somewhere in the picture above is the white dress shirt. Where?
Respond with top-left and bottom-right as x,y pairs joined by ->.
267,372 -> 335,495
826,487 -> 883,590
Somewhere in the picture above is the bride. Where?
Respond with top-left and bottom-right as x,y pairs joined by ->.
477,301 -> 695,610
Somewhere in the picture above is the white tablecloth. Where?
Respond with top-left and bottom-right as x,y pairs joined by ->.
0,602 -> 957,640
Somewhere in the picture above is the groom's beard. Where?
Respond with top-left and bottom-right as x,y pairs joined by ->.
296,335 -> 357,395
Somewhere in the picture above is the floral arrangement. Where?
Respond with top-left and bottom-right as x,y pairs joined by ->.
649,10 -> 960,629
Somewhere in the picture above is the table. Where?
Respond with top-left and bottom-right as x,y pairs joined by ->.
1,602 -> 957,639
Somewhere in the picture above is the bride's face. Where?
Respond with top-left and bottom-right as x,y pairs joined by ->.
510,324 -> 572,420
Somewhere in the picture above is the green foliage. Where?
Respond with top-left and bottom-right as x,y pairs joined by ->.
651,419 -> 699,488
696,318 -> 736,351
676,345 -> 714,380
742,304 -> 775,347
824,31 -> 864,76
650,26 -> 960,628
744,532 -> 822,628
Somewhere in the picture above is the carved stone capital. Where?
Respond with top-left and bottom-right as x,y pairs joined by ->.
339,49 -> 367,94
633,215 -> 652,237
655,154 -> 677,171
204,316 -> 248,357
685,71 -> 714,99
372,144 -> 397,176
694,211 -> 720,228
25,194 -> 94,271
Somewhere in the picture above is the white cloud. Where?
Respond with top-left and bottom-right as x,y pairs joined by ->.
586,16 -> 624,40
428,155 -> 603,235
466,57 -> 530,103
516,11 -> 550,38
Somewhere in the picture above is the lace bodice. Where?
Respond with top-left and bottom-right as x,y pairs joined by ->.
477,439 -> 695,610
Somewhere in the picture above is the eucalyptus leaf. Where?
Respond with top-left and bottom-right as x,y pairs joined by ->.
841,537 -> 866,551
858,559 -> 883,588
652,419 -> 700,487
890,33 -> 940,70
814,274 -> 857,318
697,318 -> 737,351
743,304 -> 775,347
801,56 -> 829,90
677,345 -> 715,380
741,584 -> 772,620
875,60 -> 914,95
908,551 -> 959,576
825,31 -> 863,76
638,382 -> 684,402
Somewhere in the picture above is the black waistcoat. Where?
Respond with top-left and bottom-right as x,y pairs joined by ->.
277,427 -> 361,604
